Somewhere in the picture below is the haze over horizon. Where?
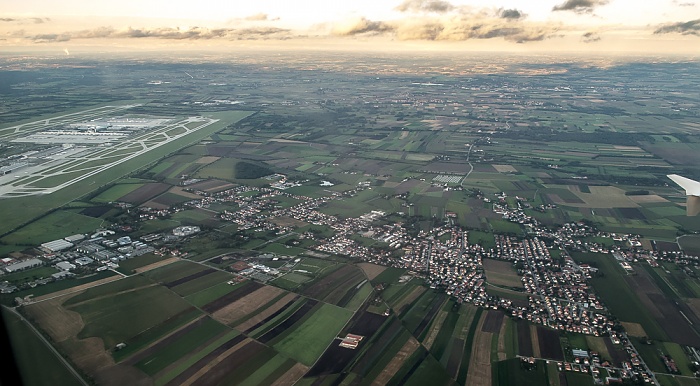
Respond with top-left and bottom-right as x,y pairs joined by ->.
2,0 -> 700,54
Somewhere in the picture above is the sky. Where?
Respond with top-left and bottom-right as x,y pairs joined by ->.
2,0 -> 700,53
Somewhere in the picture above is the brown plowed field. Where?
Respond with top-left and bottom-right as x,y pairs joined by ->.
358,262 -> 387,280
481,310 -> 505,333
212,285 -> 285,325
236,293 -> 298,332
119,183 -> 170,204
372,337 -> 420,386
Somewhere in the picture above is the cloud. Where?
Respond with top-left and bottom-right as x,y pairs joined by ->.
582,31 -> 601,42
552,0 -> 609,13
395,0 -> 455,13
654,19 -> 700,35
499,9 -> 525,20
244,13 -> 270,21
672,0 -> 696,6
331,17 -> 394,36
24,26 -> 293,42
332,15 -> 557,43
1,17 -> 49,24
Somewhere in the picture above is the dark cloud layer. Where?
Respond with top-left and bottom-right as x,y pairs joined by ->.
582,31 -> 601,42
552,0 -> 609,13
499,9 -> 524,20
1,17 -> 49,24
654,19 -> 700,35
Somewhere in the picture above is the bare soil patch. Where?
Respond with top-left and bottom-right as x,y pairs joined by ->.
196,156 -> 220,164
372,337 -> 420,386
134,257 -> 179,273
358,262 -> 387,280
629,194 -> 668,203
212,285 -> 285,325
169,186 -> 202,199
119,182 -> 170,204
492,164 -> 517,173
620,322 -> 647,337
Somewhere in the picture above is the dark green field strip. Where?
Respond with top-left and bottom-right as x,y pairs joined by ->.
190,341 -> 274,386
403,353 -> 454,386
431,305 -> 460,363
113,308 -> 202,362
116,253 -> 169,275
132,317 -> 229,376
123,315 -> 208,365
494,358 -> 549,386
371,267 -> 408,285
3,308 -> 85,386
164,268 -> 216,288
63,275 -> 153,307
200,280 -> 263,314
169,271 -> 232,297
249,297 -> 308,338
184,281 -> 245,307
324,271 -> 366,306
411,292 -> 447,340
258,299 -> 319,344
163,334 -> 248,386
336,279 -> 367,308
235,293 -> 298,330
387,347 -> 429,386
239,356 -> 298,386
351,317 -> 405,378
456,307 -> 483,385
445,338 -> 464,379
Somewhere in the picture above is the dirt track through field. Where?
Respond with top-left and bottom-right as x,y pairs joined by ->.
530,325 -> 541,358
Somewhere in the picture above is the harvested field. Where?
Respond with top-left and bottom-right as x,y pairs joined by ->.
201,281 -> 263,314
163,334 -> 247,386
481,310 -> 505,333
187,340 -> 268,386
372,337 -> 420,386
492,164 -> 517,173
392,286 -> 426,314
629,194 -> 668,203
621,322 -> 647,337
483,259 -> 522,288
270,363 -> 309,386
466,314 -> 493,386
134,257 -> 179,273
358,262 -> 387,280
212,286 -> 285,325
237,293 -> 298,332
536,326 -> 564,361
24,295 -> 83,342
119,183 -> 170,204
423,310 -> 448,350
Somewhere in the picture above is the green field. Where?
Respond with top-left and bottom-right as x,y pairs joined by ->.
273,302 -> 353,365
1,210 -> 105,245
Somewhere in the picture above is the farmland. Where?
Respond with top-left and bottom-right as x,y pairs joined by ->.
2,53 -> 700,386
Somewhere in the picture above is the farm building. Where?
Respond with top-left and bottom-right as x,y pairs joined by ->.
40,239 -> 74,253
56,261 -> 76,271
